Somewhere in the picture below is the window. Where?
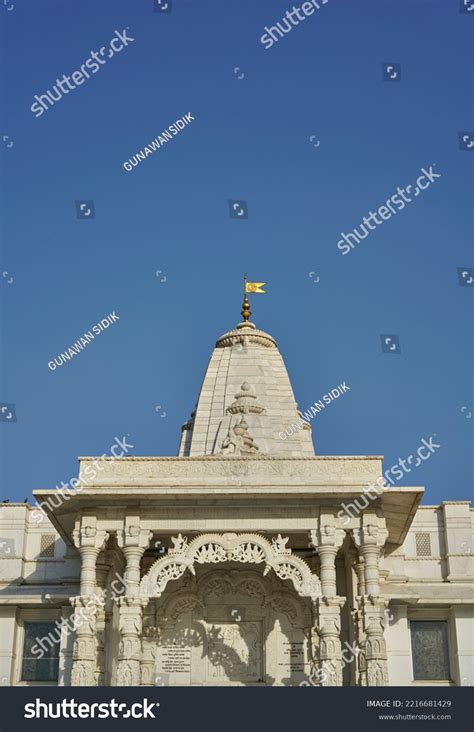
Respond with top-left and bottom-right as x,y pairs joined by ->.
21,621 -> 60,682
415,532 -> 431,557
39,534 -> 56,558
410,621 -> 450,681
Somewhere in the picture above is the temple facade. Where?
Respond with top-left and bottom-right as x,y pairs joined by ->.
0,316 -> 472,687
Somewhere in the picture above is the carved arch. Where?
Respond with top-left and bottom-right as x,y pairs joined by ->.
140,532 -> 320,600
158,569 -> 310,628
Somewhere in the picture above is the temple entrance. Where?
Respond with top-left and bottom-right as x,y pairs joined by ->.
146,566 -> 313,686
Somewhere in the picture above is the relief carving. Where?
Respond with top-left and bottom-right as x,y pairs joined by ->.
141,533 -> 320,600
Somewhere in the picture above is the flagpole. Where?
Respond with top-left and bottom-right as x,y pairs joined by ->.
242,272 -> 250,321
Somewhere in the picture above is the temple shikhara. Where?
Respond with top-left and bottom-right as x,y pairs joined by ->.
0,298 -> 472,686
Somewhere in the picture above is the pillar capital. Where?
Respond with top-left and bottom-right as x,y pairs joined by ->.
309,520 -> 346,551
117,524 -> 152,552
350,519 -> 388,550
73,526 -> 110,554
117,524 -> 152,597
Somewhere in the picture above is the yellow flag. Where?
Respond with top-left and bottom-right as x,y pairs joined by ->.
245,282 -> 267,294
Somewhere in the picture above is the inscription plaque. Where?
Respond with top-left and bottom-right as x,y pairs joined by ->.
162,645 -> 191,674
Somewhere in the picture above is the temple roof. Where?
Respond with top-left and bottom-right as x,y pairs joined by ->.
178,320 -> 315,457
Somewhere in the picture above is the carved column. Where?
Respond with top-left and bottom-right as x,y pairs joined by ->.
311,597 -> 346,685
309,520 -> 345,685
140,627 -> 158,686
350,550 -> 366,685
309,522 -> 345,598
115,522 -> 152,685
351,519 -> 389,686
71,522 -> 109,686
94,552 -> 113,685
353,557 -> 365,596
360,596 -> 389,686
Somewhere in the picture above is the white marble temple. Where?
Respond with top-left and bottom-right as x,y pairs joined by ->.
0,317 -> 472,686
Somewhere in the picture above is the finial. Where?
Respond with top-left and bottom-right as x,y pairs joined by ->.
242,273 -> 251,321
241,293 -> 251,321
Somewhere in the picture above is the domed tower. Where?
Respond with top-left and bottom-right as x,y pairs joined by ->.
178,315 -> 314,458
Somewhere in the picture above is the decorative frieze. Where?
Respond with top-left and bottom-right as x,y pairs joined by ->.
77,455 -> 384,487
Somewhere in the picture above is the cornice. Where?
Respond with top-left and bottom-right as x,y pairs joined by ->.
77,455 -> 385,462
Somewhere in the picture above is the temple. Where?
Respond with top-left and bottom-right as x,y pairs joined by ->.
0,310 -> 472,686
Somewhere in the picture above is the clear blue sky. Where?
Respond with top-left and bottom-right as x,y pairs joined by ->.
0,0 -> 472,505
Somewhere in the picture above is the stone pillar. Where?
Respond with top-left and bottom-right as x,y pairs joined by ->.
140,627 -> 158,685
351,519 -> 389,686
360,596 -> 389,686
351,550 -> 367,685
353,557 -> 365,596
58,604 -> 74,686
71,522 -> 109,686
309,520 -> 345,685
309,522 -> 345,598
115,522 -> 152,686
95,554 -> 113,685
360,543 -> 382,596
311,597 -> 346,685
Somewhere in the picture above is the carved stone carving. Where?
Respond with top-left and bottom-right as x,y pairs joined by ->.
71,661 -> 95,686
140,640 -> 157,686
311,597 -> 346,687
115,597 -> 147,686
141,533 -> 321,600
271,534 -> 290,554
170,534 -> 188,553
72,526 -> 109,552
156,564 -> 187,594
358,596 -> 389,686
70,594 -> 104,687
225,382 -> 266,416
117,526 -> 152,550
160,568 -> 307,627
215,322 -> 277,350
232,543 -> 266,563
220,416 -> 260,456
86,455 -> 382,486
194,543 -> 228,564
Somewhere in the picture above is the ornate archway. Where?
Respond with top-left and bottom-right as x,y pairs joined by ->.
140,567 -> 315,686
140,532 -> 321,600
